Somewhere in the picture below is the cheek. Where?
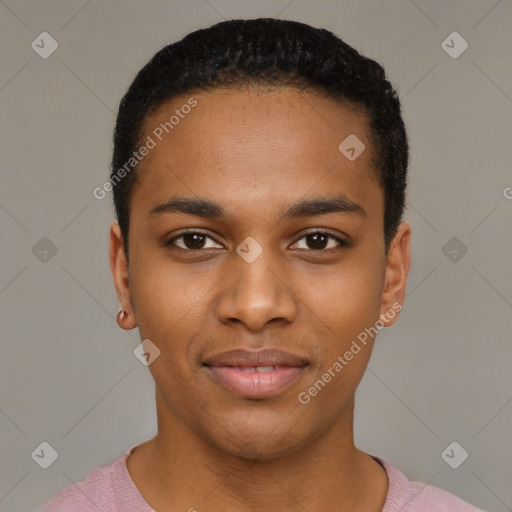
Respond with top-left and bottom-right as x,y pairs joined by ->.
128,251 -> 215,376
299,267 -> 383,411
129,248 -> 202,334
298,258 -> 385,337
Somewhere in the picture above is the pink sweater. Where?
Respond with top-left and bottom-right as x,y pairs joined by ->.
38,446 -> 485,511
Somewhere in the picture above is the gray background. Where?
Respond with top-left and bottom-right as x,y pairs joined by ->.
1,0 -> 511,510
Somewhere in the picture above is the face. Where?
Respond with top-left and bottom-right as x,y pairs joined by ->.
110,87 -> 410,459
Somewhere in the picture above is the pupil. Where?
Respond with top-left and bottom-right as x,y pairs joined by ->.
307,233 -> 327,250
184,233 -> 205,249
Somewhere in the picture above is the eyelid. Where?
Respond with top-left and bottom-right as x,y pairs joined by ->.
290,228 -> 349,250
165,229 -> 223,249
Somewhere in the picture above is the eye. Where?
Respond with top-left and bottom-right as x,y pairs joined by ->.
292,231 -> 348,251
166,231 -> 223,251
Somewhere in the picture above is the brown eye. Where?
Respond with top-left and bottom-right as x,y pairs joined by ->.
166,232 -> 223,251
305,233 -> 329,250
292,232 -> 347,251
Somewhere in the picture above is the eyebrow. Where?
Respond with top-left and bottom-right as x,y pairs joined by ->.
149,194 -> 366,220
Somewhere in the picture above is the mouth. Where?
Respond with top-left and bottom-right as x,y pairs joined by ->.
202,349 -> 309,399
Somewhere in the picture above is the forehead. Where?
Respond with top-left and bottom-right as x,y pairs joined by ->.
131,88 -> 382,222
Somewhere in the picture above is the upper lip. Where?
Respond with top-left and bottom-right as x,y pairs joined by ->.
203,349 -> 309,368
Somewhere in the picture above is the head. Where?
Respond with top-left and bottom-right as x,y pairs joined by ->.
110,18 -> 410,459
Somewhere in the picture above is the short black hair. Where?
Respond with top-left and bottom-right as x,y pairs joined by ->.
111,18 -> 408,261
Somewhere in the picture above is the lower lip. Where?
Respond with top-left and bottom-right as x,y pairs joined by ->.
204,365 -> 307,399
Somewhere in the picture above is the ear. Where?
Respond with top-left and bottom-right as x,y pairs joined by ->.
110,222 -> 137,330
379,221 -> 411,327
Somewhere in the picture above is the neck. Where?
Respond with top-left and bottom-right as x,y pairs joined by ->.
126,391 -> 388,512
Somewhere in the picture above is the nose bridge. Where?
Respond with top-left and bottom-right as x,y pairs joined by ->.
216,242 -> 297,329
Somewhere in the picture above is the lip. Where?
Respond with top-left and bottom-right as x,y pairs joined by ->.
203,348 -> 309,368
203,349 -> 309,399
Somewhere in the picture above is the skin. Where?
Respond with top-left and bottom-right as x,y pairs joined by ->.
110,87 -> 411,511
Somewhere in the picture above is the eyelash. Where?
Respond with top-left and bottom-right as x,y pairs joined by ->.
165,229 -> 349,253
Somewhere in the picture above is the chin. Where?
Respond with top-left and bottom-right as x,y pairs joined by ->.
200,411 -> 309,461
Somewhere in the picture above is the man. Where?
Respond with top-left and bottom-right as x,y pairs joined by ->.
39,18 -> 484,511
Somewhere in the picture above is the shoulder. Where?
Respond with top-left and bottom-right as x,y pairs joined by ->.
374,456 -> 487,512
36,449 -> 131,512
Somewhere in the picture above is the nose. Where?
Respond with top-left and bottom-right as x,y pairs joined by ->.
215,249 -> 297,332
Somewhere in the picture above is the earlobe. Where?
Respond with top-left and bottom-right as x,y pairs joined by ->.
116,306 -> 136,330
379,221 -> 411,328
109,222 -> 137,330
